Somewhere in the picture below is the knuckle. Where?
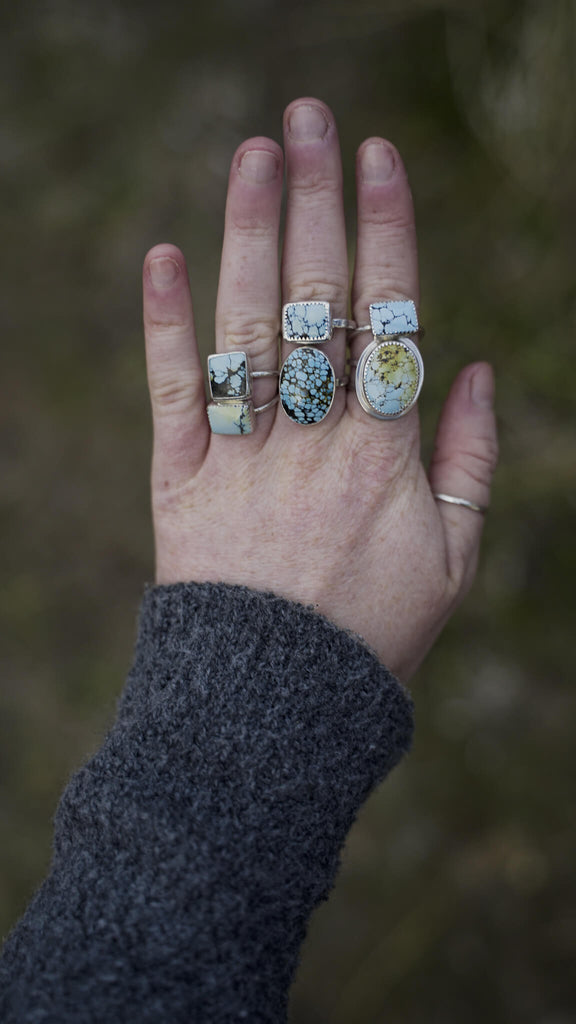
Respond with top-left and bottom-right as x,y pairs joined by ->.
432,442 -> 498,488
290,173 -> 342,199
353,283 -> 418,317
217,314 -> 280,361
338,423 -> 418,501
229,216 -> 277,239
149,372 -> 199,414
459,439 -> 499,480
145,315 -> 190,336
359,207 -> 416,234
284,270 -> 349,305
485,435 -> 500,472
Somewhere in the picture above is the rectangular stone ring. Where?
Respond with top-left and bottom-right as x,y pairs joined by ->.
353,300 -> 421,338
282,301 -> 356,344
207,351 -> 278,435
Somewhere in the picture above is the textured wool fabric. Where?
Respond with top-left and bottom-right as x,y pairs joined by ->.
0,582 -> 414,1023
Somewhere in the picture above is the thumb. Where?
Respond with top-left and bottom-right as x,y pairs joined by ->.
429,362 -> 498,590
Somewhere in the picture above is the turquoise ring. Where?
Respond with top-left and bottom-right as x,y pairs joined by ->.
282,301 -> 356,343
353,300 -> 420,338
206,351 -> 278,435
279,348 -> 348,425
354,336 -> 424,420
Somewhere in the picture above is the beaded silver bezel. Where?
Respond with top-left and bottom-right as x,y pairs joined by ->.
282,301 -> 333,344
207,399 -> 256,435
355,336 -> 424,420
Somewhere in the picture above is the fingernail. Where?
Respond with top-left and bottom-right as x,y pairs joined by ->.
361,142 -> 396,183
149,256 -> 180,289
470,363 -> 495,408
238,149 -> 279,184
288,103 -> 329,141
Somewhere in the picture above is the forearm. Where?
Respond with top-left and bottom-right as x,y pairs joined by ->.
0,582 -> 413,1023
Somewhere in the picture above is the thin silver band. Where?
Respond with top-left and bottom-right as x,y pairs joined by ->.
332,318 -> 357,330
335,375 -> 349,388
254,395 -> 279,414
253,369 -> 279,413
433,493 -> 488,514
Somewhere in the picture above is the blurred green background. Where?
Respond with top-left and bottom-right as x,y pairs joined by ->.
1,0 -> 575,1019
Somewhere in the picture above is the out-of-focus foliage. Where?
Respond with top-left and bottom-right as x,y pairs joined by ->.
0,0 -> 575,1020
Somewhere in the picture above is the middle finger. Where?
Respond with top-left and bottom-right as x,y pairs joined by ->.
279,98 -> 349,431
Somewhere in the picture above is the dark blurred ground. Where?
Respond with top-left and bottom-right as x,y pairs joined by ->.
1,0 -> 575,1020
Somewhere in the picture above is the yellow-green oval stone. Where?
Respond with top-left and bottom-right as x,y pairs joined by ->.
364,342 -> 420,416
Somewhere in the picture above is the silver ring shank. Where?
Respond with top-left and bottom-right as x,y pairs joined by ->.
433,493 -> 488,514
332,318 -> 357,330
254,395 -> 279,415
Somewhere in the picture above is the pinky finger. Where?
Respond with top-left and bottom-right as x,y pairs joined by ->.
429,362 -> 498,591
143,244 -> 209,493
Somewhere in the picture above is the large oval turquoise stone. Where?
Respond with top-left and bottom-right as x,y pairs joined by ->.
363,341 -> 420,417
279,348 -> 335,425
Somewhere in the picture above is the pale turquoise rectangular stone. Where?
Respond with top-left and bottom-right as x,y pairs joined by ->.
282,301 -> 331,343
369,301 -> 418,337
207,400 -> 255,435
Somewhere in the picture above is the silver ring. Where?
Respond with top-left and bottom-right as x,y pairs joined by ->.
208,351 -> 278,400
433,493 -> 488,514
354,335 -> 424,420
207,350 -> 278,435
279,347 -> 344,425
282,301 -> 356,344
353,300 -> 421,338
254,395 -> 279,414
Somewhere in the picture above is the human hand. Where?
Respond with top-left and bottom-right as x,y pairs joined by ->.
142,98 -> 497,681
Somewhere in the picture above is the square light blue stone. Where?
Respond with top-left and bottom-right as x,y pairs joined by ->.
282,301 -> 331,343
369,301 -> 419,337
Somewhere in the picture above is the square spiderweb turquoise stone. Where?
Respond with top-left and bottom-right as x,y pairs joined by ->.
283,301 -> 331,343
208,351 -> 250,399
369,300 -> 418,337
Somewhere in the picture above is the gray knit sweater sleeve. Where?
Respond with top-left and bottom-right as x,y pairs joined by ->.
0,582 -> 413,1023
